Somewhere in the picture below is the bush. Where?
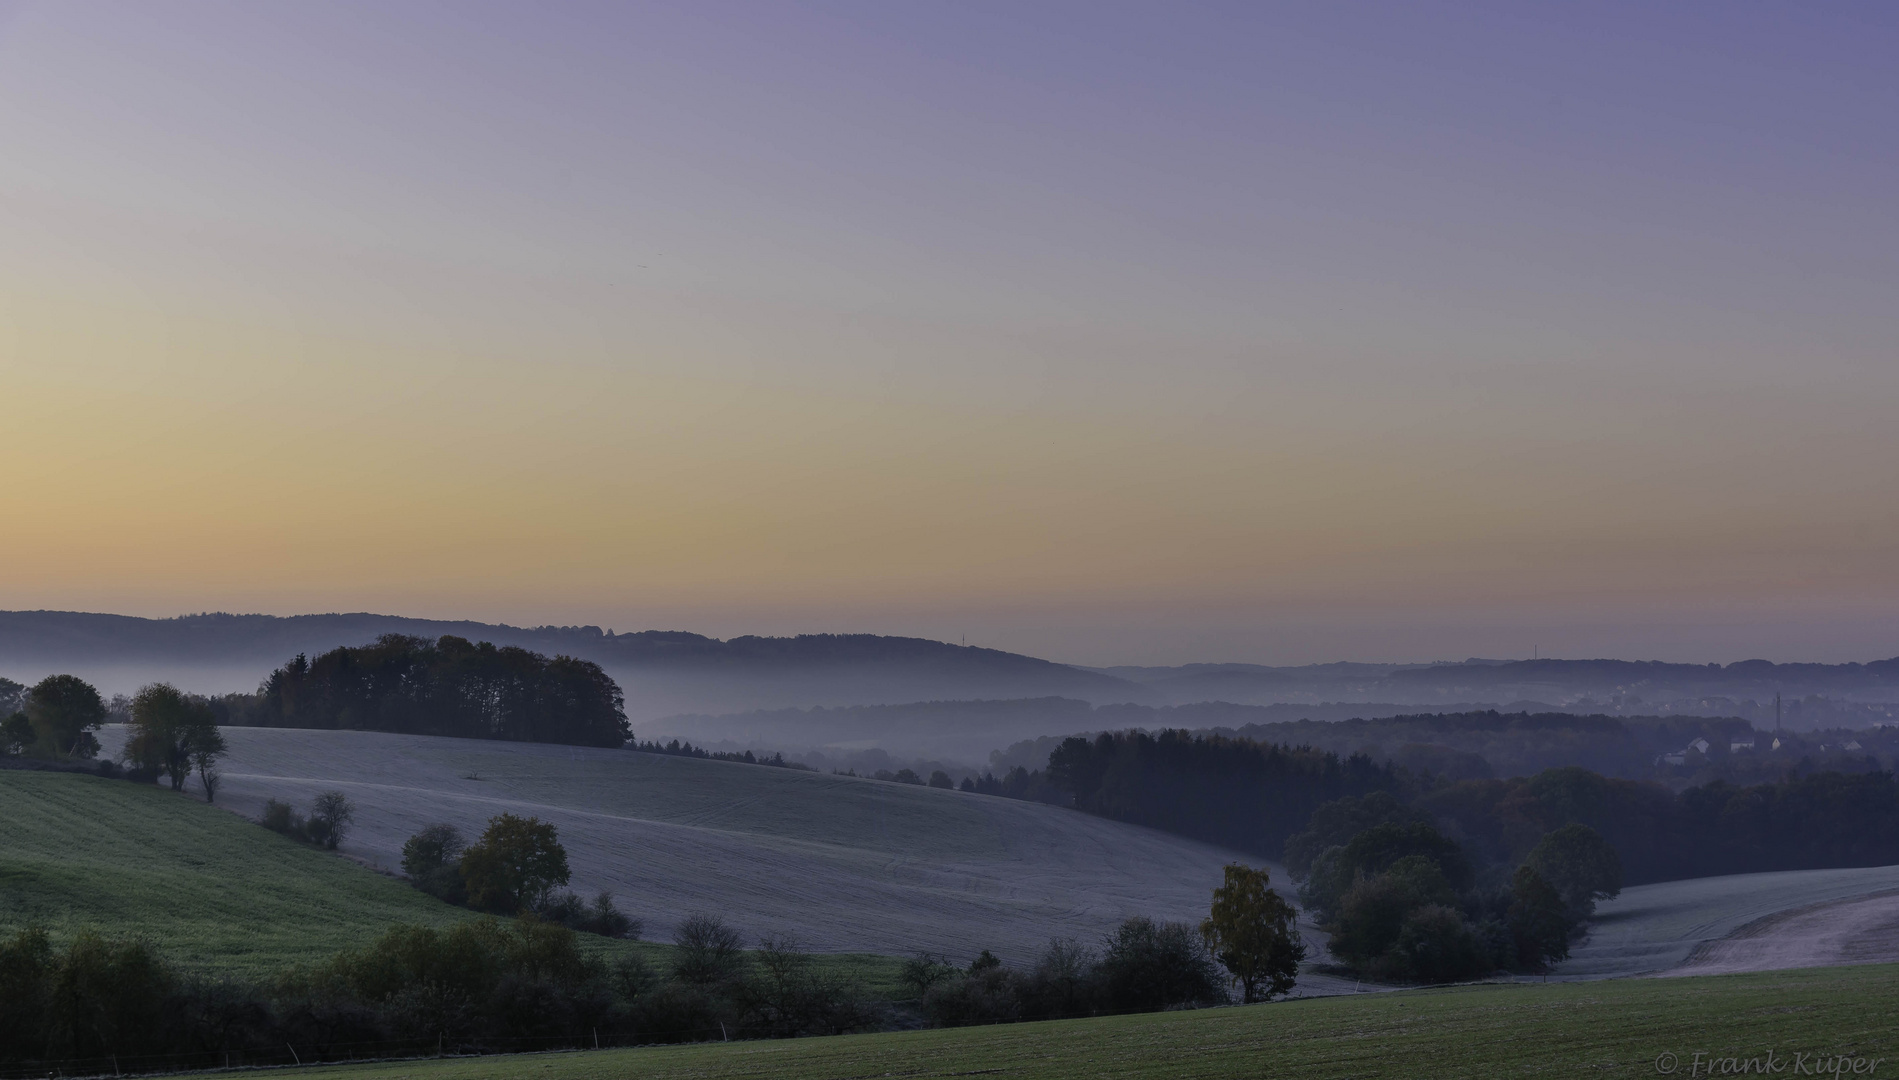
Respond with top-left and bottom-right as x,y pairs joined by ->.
898,952 -> 960,999
260,799 -> 307,840
1021,937 -> 1097,1019
534,890 -> 640,939
1096,917 -> 1223,1013
672,914 -> 745,987
738,934 -> 879,1037
401,824 -> 468,903
921,951 -> 1023,1027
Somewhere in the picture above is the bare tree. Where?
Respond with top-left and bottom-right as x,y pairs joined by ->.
308,791 -> 355,850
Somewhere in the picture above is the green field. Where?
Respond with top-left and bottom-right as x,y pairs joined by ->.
0,770 -> 904,991
196,963 -> 1899,1080
0,769 -> 472,975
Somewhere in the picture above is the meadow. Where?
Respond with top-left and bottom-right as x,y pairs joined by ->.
89,726 -> 1291,969
189,963 -> 1899,1080
0,769 -> 906,991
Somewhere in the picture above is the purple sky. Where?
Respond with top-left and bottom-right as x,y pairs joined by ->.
2,2 -> 1896,663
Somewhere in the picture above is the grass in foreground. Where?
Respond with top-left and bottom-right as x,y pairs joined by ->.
204,963 -> 1898,1080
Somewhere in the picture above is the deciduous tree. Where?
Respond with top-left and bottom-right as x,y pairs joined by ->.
1200,863 -> 1305,1002
458,813 -> 569,914
24,675 -> 106,759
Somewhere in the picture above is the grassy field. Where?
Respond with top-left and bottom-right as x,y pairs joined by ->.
0,769 -> 469,976
0,769 -> 905,991
89,726 -> 1286,968
197,963 -> 1899,1080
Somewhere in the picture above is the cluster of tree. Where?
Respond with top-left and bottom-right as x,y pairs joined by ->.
397,814 -> 636,938
0,674 -> 108,760
1418,766 -> 1899,884
2,676 -> 233,802
1046,730 -> 1399,856
261,791 -> 357,849
253,634 -> 629,747
1286,794 -> 1620,981
629,739 -> 814,771
122,684 -> 228,800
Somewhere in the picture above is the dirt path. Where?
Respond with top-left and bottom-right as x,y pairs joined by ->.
1662,889 -> 1899,977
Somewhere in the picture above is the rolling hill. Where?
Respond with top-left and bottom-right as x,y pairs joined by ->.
90,725 -> 1333,979
0,610 -> 1146,720
0,768 -> 466,975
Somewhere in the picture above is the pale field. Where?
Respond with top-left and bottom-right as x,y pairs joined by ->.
96,726 -> 1367,991
1557,865 -> 1899,978
88,726 -> 1899,985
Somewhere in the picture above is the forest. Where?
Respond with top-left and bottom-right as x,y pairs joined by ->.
1041,728 -> 1899,887
1045,730 -> 1399,856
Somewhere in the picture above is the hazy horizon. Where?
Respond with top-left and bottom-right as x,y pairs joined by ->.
4,3 -> 1896,665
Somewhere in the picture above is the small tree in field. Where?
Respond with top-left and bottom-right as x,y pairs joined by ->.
459,813 -> 570,914
1200,863 -> 1306,1002
191,724 -> 227,802
308,791 -> 355,850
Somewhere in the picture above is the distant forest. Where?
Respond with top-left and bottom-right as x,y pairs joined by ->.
245,634 -> 629,747
1034,728 -> 1899,886
1046,730 -> 1398,857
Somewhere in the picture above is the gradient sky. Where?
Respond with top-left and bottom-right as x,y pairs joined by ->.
3,1 -> 1897,664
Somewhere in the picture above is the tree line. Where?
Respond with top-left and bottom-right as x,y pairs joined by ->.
1041,728 -> 1899,888
1045,729 -> 1400,857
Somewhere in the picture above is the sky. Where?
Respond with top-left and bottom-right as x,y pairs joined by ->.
2,1 -> 1897,665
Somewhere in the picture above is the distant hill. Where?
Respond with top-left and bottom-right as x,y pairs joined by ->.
5,610 -> 1894,728
0,610 -> 1146,720
1086,656 -> 1899,725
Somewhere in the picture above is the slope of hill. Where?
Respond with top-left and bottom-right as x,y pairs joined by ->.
92,725 -> 1313,974
0,769 -> 466,975
1558,864 -> 1899,978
